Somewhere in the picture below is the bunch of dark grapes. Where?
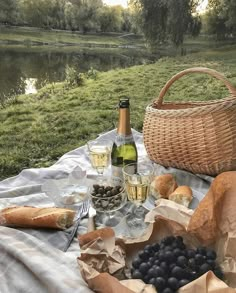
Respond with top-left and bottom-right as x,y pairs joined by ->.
131,236 -> 223,293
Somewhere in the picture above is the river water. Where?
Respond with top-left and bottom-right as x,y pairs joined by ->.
0,46 -> 157,102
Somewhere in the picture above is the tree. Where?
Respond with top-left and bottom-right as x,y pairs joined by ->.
72,0 -> 103,33
0,0 -> 18,25
204,0 -> 236,39
129,0 -> 202,49
99,5 -> 123,32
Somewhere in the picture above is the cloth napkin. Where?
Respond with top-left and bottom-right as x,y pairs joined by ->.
18,221 -> 80,252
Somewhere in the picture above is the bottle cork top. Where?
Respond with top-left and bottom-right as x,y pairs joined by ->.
119,97 -> 130,108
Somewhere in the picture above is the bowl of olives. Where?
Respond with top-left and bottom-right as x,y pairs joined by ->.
90,177 -> 127,213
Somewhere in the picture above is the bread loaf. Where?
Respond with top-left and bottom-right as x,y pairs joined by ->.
150,174 -> 178,199
168,185 -> 193,207
0,206 -> 75,230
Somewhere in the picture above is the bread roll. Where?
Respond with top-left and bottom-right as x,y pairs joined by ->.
168,185 -> 193,207
0,206 -> 75,230
150,174 -> 178,199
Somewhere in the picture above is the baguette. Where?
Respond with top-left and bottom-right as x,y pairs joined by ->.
0,206 -> 75,230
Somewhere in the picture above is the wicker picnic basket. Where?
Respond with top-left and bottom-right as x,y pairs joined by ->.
143,67 -> 236,176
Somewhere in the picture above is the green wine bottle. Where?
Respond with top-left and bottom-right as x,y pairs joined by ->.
111,97 -> 138,178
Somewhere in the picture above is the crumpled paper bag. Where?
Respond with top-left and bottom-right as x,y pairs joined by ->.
78,229 -> 126,280
78,171 -> 236,292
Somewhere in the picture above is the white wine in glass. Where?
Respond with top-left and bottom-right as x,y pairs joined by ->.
122,161 -> 154,233
87,139 -> 113,176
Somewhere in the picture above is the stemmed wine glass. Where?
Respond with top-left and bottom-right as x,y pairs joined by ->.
122,161 -> 154,233
87,139 -> 113,180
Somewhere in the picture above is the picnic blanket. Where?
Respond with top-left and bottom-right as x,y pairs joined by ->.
0,129 -> 213,293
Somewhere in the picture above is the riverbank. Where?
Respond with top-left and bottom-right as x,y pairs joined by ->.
0,26 -> 145,48
1,45 -> 236,180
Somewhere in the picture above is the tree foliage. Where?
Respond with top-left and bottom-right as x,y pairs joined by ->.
0,0 -> 18,25
0,0 -> 132,33
205,0 -> 236,39
129,0 -> 202,48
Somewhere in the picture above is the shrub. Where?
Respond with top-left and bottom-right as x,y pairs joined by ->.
65,65 -> 85,87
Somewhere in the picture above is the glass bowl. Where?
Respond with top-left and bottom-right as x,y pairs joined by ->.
90,177 -> 127,214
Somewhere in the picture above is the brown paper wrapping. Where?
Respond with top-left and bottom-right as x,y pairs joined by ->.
78,171 -> 236,293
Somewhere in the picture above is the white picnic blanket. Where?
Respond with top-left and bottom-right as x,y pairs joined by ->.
0,129 -> 213,293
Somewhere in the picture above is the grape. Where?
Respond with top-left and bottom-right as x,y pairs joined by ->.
171,266 -> 185,279
165,251 -> 175,264
206,249 -> 217,260
164,245 -> 172,251
149,256 -> 155,264
162,288 -> 174,293
160,261 -> 168,273
207,259 -> 216,268
132,257 -> 142,269
157,266 -> 166,277
186,249 -> 196,259
148,278 -> 156,285
132,269 -> 143,279
196,246 -> 207,256
177,255 -> 188,268
159,251 -> 166,262
195,254 -> 205,265
179,279 -> 190,287
152,242 -> 160,252
188,258 -> 196,269
167,277 -> 179,290
154,259 -> 160,266
147,267 -> 156,278
144,244 -> 153,252
138,250 -> 150,261
173,248 -> 182,258
143,274 -> 150,283
131,236 -> 223,292
139,262 -> 150,274
161,236 -> 174,245
199,263 -> 211,274
169,263 -> 176,272
190,271 -> 198,281
155,277 -> 166,291
171,241 -> 179,249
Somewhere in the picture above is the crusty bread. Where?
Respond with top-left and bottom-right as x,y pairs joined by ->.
188,171 -> 236,245
168,185 -> 193,207
150,174 -> 178,199
0,206 -> 75,230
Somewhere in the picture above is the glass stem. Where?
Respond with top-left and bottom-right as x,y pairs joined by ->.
134,205 -> 145,219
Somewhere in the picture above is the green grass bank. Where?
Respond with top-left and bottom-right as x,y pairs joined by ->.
1,45 -> 236,180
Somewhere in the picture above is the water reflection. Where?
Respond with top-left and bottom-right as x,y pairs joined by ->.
25,78 -> 37,94
0,47 -> 157,102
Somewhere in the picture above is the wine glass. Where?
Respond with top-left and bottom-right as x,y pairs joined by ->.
90,176 -> 127,227
87,139 -> 113,180
122,161 -> 154,233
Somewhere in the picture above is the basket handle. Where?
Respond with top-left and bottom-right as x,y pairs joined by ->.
156,67 -> 236,106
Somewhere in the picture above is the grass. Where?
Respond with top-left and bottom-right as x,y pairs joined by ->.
1,40 -> 236,180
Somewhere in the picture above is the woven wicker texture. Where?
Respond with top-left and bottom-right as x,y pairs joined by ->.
143,67 -> 236,176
